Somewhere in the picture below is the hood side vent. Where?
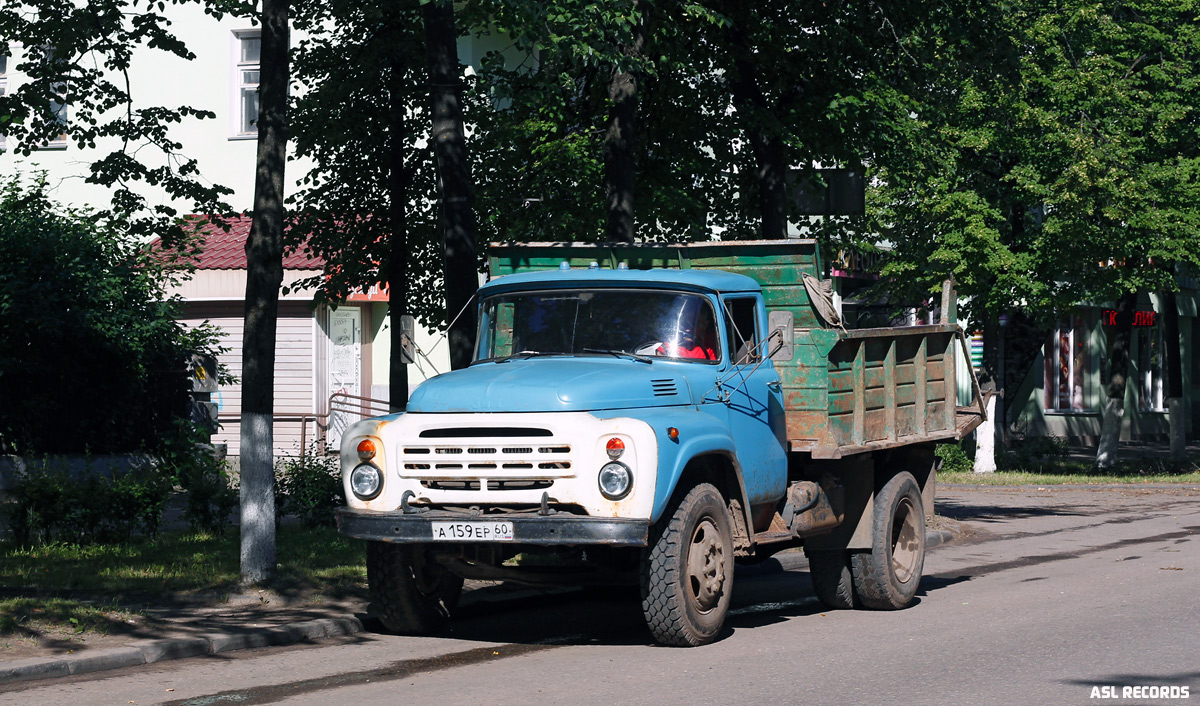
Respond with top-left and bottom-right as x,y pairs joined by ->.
651,379 -> 679,397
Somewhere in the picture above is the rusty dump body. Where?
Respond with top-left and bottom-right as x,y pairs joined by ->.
488,239 -> 985,462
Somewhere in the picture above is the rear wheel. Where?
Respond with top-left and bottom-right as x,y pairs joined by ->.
805,549 -> 856,609
850,472 -> 925,609
640,483 -> 734,646
367,542 -> 463,634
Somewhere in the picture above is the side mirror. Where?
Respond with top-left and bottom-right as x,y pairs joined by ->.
768,310 -> 794,362
399,314 -> 417,364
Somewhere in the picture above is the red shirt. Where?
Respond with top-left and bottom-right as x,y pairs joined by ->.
657,343 -> 716,360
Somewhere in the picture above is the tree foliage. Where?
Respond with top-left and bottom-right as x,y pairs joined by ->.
870,0 -> 1200,324
0,0 -> 243,238
0,175 -> 224,455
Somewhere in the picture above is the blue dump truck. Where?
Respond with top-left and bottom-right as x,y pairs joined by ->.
336,240 -> 984,646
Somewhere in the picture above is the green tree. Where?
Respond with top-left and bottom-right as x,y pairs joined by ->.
0,0 -> 236,237
471,0 -> 738,243
868,0 -> 1200,468
0,175 -> 221,455
0,0 -> 291,579
288,0 -> 440,411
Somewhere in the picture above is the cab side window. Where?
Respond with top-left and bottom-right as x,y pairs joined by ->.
724,298 -> 759,364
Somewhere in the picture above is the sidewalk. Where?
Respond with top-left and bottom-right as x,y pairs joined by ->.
1063,439 -> 1200,464
1,590 -> 371,684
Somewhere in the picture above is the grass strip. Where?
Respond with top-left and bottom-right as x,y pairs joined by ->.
0,525 -> 366,637
941,466 -> 1200,485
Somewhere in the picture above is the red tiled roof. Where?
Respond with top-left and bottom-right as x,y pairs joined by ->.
171,215 -> 326,270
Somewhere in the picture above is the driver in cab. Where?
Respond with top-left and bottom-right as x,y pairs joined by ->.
656,299 -> 717,361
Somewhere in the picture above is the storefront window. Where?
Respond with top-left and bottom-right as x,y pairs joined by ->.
1138,325 -> 1166,411
1044,316 -> 1088,411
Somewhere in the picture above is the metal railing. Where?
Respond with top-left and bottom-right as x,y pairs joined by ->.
215,391 -> 392,456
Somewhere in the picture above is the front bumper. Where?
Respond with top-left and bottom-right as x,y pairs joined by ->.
336,508 -> 650,547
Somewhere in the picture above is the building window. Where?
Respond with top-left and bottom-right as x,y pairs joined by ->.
1044,316 -> 1089,411
232,31 -> 260,138
41,47 -> 68,149
1138,325 -> 1166,411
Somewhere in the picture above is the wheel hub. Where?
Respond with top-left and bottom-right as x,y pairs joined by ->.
687,518 -> 726,612
890,497 -> 921,584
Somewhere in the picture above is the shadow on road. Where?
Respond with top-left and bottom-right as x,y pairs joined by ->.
357,556 -> 966,648
936,499 -> 1090,523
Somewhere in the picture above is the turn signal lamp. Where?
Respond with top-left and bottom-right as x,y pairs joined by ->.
357,439 -> 377,461
606,437 -> 625,459
668,427 -> 680,442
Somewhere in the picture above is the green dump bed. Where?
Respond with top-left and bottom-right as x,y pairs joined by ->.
488,241 -> 983,459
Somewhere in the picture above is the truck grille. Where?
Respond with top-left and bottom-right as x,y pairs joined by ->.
399,431 -> 575,493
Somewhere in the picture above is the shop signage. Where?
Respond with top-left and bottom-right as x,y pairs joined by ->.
1101,309 -> 1157,327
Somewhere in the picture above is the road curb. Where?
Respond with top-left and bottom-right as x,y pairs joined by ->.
0,615 -> 365,685
926,529 -> 955,549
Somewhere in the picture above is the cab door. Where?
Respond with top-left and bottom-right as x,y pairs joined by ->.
719,296 -> 788,506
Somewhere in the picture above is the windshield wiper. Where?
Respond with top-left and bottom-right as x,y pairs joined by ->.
496,350 -> 545,363
583,348 -> 653,364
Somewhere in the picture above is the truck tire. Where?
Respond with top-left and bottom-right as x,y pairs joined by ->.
850,471 -> 925,610
640,483 -> 734,647
805,549 -> 856,609
367,541 -> 463,634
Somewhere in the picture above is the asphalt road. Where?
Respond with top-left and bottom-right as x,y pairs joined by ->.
4,484 -> 1198,706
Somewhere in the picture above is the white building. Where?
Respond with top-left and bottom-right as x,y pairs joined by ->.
0,9 -> 503,455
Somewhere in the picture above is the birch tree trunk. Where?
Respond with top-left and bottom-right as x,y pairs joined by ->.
239,0 -> 289,586
973,394 -> 998,473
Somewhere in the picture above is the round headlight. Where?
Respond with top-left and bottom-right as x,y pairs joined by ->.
350,463 -> 383,500
598,461 -> 632,500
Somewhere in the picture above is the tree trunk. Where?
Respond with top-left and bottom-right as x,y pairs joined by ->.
727,21 -> 788,239
1163,289 -> 1185,462
387,43 -> 411,413
423,0 -> 478,371
973,395 -> 998,473
239,0 -> 289,586
973,316 -> 1000,473
1096,290 -> 1138,468
602,0 -> 645,244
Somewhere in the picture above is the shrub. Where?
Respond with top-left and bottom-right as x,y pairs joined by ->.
998,436 -> 1070,472
0,175 -> 223,456
5,459 -> 171,545
276,446 -> 344,527
935,442 -> 974,473
157,421 -> 238,535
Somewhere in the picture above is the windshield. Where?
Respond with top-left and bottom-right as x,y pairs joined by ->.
476,288 -> 720,364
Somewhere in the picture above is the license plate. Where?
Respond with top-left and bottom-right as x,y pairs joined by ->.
430,521 -> 514,542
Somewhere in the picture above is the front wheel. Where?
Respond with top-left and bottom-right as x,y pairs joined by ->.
367,542 -> 464,634
850,472 -> 926,610
640,483 -> 734,646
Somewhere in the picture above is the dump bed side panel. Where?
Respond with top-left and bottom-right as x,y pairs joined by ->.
800,325 -> 980,458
